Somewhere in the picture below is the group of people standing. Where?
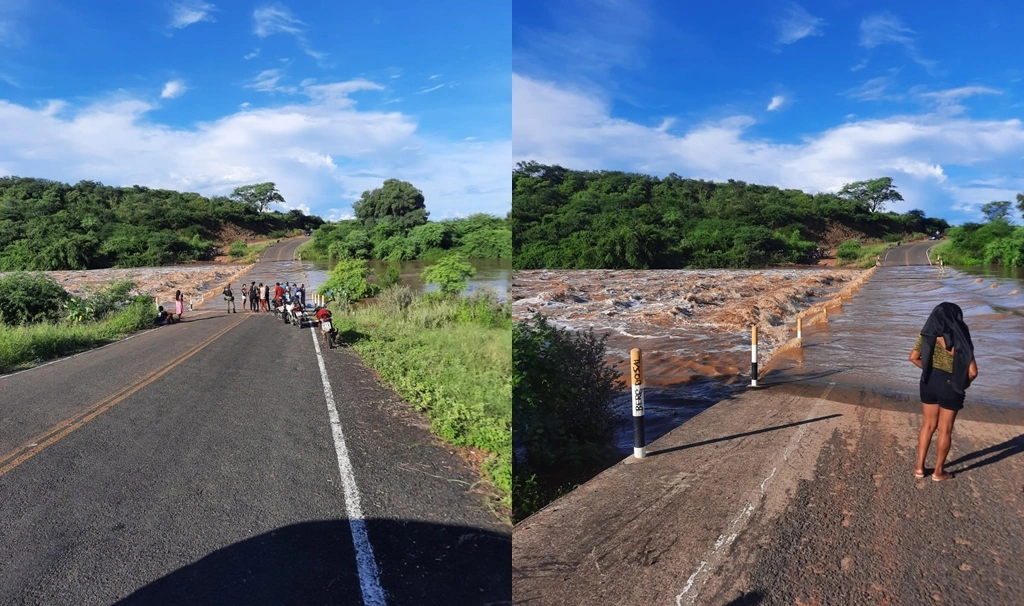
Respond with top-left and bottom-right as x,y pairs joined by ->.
222,281 -> 306,313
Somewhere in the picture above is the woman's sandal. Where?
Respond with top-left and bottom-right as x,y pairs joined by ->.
914,470 -> 926,479
931,472 -> 954,482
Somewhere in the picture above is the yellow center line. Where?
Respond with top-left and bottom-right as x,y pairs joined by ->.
0,315 -> 249,478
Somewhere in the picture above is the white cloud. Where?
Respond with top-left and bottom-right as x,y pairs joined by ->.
767,95 -> 785,111
845,76 -> 898,101
512,73 -> 1024,221
244,48 -> 260,60
160,80 -> 187,99
253,4 -> 303,37
417,84 -> 444,95
860,12 -> 935,69
851,59 -> 868,72
0,80 -> 510,218
917,86 -> 1000,115
247,69 -> 292,93
170,0 -> 215,29
429,74 -> 441,80
253,3 -> 327,64
775,3 -> 824,45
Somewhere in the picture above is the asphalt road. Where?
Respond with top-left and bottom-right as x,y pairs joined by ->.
0,239 -> 510,605
879,239 -> 940,267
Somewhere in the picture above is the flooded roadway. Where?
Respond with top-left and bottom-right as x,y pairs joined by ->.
764,263 -> 1024,420
514,260 -> 1024,454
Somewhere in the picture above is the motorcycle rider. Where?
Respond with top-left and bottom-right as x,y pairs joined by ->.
315,306 -> 336,348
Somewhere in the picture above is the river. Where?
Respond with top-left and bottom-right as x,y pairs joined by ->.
513,265 -> 1024,455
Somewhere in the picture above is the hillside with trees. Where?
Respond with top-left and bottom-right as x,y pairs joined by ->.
300,178 -> 512,261
0,177 -> 322,270
512,162 -> 950,269
936,194 -> 1024,267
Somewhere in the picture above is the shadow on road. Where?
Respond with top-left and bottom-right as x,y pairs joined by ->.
115,519 -> 511,606
724,591 -> 764,605
946,433 -> 1024,475
647,414 -> 842,458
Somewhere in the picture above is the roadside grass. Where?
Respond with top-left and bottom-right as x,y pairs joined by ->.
836,242 -> 891,268
228,240 -> 275,264
329,288 -> 513,517
0,296 -> 156,374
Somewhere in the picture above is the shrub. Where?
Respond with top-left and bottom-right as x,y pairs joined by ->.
376,284 -> 415,316
318,258 -> 379,303
228,241 -> 248,258
377,264 -> 402,290
422,254 -> 476,295
836,239 -> 862,261
0,273 -> 72,326
513,314 -> 621,521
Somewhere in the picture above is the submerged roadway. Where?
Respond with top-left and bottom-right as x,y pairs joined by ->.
0,238 -> 510,605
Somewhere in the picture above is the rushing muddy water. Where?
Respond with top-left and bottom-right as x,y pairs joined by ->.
513,265 -> 1024,454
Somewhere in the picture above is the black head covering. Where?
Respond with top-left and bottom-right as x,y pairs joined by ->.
919,302 -> 974,394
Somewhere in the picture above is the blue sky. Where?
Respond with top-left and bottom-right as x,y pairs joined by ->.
514,0 -> 1024,225
0,0 -> 510,220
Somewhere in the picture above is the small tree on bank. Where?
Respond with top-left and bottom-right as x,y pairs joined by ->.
230,182 -> 285,213
838,177 -> 903,213
422,255 -> 476,295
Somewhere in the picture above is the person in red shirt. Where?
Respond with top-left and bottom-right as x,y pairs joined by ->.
274,282 -> 285,301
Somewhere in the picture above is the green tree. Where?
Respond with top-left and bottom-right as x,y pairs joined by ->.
422,255 -> 476,295
981,200 -> 1012,223
229,182 -> 285,213
1017,192 -> 1024,221
353,179 -> 429,231
837,177 -> 904,213
317,259 -> 379,303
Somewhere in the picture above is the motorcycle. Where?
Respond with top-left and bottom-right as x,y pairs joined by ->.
314,306 -> 339,349
287,299 -> 308,328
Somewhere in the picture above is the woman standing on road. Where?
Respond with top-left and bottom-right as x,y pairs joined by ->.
908,302 -> 979,481
174,290 -> 185,322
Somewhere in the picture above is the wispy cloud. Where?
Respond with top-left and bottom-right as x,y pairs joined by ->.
170,0 -> 215,29
252,4 -> 327,64
851,59 -> 868,72
160,80 -> 187,99
0,0 -> 30,47
429,74 -> 441,80
860,12 -> 936,70
775,3 -> 824,45
767,95 -> 785,111
514,0 -> 653,78
246,69 -> 292,93
845,75 -> 900,102
417,84 -> 444,95
917,86 -> 1000,115
244,48 -> 260,60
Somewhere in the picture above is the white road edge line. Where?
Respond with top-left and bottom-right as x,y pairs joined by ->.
311,329 -> 387,606
675,381 -> 837,606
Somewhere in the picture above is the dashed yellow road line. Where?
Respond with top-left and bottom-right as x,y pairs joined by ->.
0,315 -> 249,478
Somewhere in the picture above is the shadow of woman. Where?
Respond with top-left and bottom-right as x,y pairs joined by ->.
946,433 -> 1024,475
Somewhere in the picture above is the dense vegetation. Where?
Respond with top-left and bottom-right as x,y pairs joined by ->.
0,177 -> 322,270
935,195 -> 1024,267
300,179 -> 512,261
0,273 -> 156,373
512,315 -> 621,522
512,162 -> 949,269
330,284 -> 512,516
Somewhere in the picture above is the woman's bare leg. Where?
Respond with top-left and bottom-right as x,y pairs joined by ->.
933,407 -> 959,480
916,403 -> 939,476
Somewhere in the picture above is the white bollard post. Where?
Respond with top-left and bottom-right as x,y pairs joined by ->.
751,325 -> 759,387
631,348 -> 645,459
797,316 -> 803,342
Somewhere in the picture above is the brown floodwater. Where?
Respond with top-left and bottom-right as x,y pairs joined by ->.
513,265 -> 1024,453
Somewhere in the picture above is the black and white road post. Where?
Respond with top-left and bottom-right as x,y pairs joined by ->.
750,325 -> 759,387
631,348 -> 646,459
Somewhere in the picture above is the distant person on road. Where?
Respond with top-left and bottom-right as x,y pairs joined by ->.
240,283 -> 247,310
263,283 -> 271,311
223,283 -> 236,313
249,281 -> 258,312
257,283 -> 266,312
174,290 -> 184,322
298,283 -> 305,307
274,282 -> 285,303
908,302 -> 979,482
